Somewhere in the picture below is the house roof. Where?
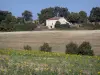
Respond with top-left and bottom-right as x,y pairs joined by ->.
47,17 -> 62,20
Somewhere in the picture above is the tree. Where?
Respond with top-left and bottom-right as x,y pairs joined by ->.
17,17 -> 24,24
67,12 -> 80,23
79,11 -> 87,23
89,7 -> 100,22
78,41 -> 94,56
0,10 -> 11,23
40,43 -> 52,52
4,14 -> 17,24
22,10 -> 33,22
38,7 -> 55,24
54,6 -> 69,18
38,6 -> 69,24
65,42 -> 78,54
0,14 -> 16,31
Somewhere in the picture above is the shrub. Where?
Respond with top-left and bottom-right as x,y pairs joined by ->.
78,41 -> 94,56
24,45 -> 32,50
55,22 -> 70,29
40,43 -> 52,52
55,21 -> 61,25
82,23 -> 100,30
0,23 -> 15,32
13,23 -> 37,31
65,42 -> 78,54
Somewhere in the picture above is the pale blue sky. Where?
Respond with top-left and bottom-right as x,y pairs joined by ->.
0,0 -> 100,19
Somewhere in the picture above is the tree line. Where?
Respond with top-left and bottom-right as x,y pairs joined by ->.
38,6 -> 100,24
0,6 -> 100,31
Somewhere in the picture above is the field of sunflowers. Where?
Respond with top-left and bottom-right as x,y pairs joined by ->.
0,49 -> 100,75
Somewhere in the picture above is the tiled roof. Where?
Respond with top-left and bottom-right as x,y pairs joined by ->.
47,17 -> 61,20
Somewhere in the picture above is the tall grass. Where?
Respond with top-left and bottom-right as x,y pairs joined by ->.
0,49 -> 100,75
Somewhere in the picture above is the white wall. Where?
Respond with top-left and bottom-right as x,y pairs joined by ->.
46,20 -> 57,29
46,17 -> 71,29
59,17 -> 71,25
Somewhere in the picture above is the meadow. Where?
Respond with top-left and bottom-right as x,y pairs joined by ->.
0,49 -> 100,75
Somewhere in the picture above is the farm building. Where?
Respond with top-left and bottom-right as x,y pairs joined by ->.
46,17 -> 71,29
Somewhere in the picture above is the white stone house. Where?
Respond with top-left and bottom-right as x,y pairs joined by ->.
46,17 -> 71,29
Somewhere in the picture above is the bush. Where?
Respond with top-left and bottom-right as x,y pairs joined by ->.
65,41 -> 94,56
55,22 -> 70,29
55,21 -> 61,25
40,43 -> 52,52
65,42 -> 78,54
0,23 -> 15,32
13,23 -> 37,31
24,45 -> 32,50
78,41 -> 94,56
82,23 -> 100,30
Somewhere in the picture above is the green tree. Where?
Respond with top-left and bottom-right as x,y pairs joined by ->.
38,6 -> 69,24
65,42 -> 78,54
67,12 -> 80,23
0,10 -> 11,23
89,7 -> 100,22
78,41 -> 94,56
54,7 -> 70,18
0,14 -> 16,31
4,14 -> 16,24
22,10 -> 33,22
17,17 -> 24,24
38,7 -> 55,24
79,11 -> 87,23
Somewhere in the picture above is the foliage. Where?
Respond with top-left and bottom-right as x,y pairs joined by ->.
79,11 -> 87,23
82,23 -> 100,30
55,24 -> 70,29
67,12 -> 80,23
0,14 -> 17,31
14,23 -> 37,31
78,41 -> 94,56
22,10 -> 33,22
65,42 -> 78,54
55,21 -> 61,25
16,17 -> 24,24
4,14 -> 17,24
24,45 -> 32,50
0,10 -> 11,23
55,21 -> 70,29
0,50 -> 100,75
40,43 -> 52,52
38,6 -> 69,24
89,7 -> 100,22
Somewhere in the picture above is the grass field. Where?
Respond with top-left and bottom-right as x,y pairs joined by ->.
0,50 -> 100,75
0,30 -> 100,55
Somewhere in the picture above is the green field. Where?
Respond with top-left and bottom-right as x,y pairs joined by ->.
0,49 -> 100,75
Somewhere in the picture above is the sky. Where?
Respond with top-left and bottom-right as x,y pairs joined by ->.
0,0 -> 100,20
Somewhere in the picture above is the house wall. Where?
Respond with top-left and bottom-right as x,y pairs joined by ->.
46,20 -> 57,29
58,18 -> 67,24
46,17 -> 71,29
59,18 -> 71,25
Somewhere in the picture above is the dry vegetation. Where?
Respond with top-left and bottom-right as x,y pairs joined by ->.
0,30 -> 100,55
